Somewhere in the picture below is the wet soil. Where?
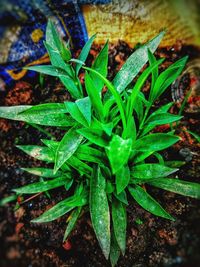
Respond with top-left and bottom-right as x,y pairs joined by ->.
0,41 -> 200,267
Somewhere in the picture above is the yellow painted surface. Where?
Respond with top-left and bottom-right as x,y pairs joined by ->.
31,29 -> 44,43
82,0 -> 200,47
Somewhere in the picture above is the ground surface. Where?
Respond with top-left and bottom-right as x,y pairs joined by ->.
0,42 -> 200,267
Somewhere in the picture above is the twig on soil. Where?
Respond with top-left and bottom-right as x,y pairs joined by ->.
21,192 -> 42,205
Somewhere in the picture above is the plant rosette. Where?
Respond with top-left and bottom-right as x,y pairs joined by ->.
0,20 -> 200,266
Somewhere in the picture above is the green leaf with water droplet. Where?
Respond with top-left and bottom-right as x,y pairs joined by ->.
75,145 -> 105,164
32,189 -> 88,223
21,167 -> 62,178
125,58 -> 164,127
149,178 -> 200,199
54,127 -> 83,173
132,133 -> 180,153
85,72 -> 105,121
129,185 -> 174,220
67,156 -> 92,176
44,42 -> 74,77
106,135 -> 132,174
112,198 -> 127,255
90,166 -> 110,259
46,19 -> 62,52
77,127 -> 110,147
130,163 -> 178,180
0,104 -> 74,127
116,165 -> 130,194
141,113 -> 182,136
16,145 -> 54,162
105,31 -> 165,100
25,65 -> 67,77
32,199 -> 74,223
13,176 -> 70,194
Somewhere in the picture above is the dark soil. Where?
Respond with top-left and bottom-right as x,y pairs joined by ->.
0,41 -> 200,267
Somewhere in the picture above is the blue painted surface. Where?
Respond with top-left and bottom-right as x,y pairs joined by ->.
0,0 -> 111,87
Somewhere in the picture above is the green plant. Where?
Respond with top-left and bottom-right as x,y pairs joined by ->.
0,20 -> 200,266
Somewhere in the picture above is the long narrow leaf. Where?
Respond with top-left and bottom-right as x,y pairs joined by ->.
13,176 -> 70,194
141,113 -> 182,136
112,198 -> 127,255
26,65 -> 67,77
147,102 -> 173,119
146,113 -> 182,125
63,206 -> 82,241
46,20 -> 62,51
116,165 -> 130,194
67,156 -> 92,176
150,56 -> 188,102
83,66 -> 126,130
91,41 -> 109,92
133,96 -> 144,124
148,49 -> 158,91
90,166 -> 110,259
0,105 -> 32,118
105,31 -> 165,99
54,127 -> 83,173
44,42 -> 74,76
17,145 -> 54,162
149,178 -> 200,199
85,72 -> 104,121
110,230 -> 121,267
76,34 -> 96,75
187,130 -> 200,143
122,115 -> 136,141
130,150 -> 153,164
75,145 -> 105,164
32,189 -> 88,223
32,199 -> 74,223
0,195 -> 17,206
132,133 -> 180,152
77,127 -> 110,147
0,105 -> 74,127
20,103 -> 68,115
130,164 -> 178,180
60,76 -> 82,99
76,97 -> 91,125
21,167 -> 62,178
129,185 -> 174,220
126,58 -> 164,122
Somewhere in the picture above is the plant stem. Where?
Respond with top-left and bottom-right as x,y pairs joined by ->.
137,106 -> 151,137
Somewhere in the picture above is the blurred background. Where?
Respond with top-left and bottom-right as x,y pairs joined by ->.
0,0 -> 200,90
